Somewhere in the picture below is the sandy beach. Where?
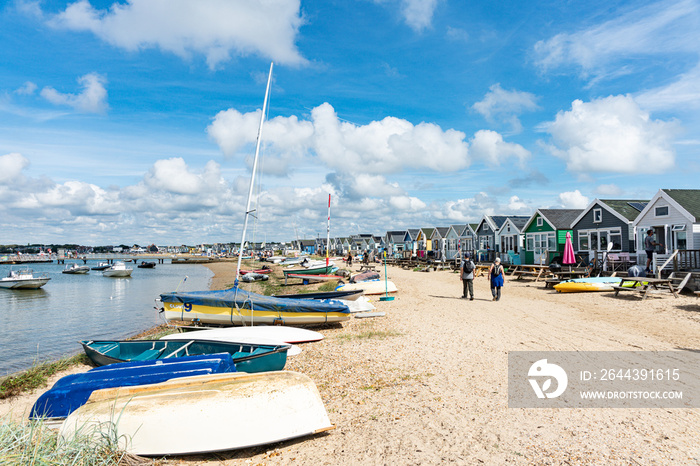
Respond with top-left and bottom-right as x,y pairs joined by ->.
3,261 -> 699,465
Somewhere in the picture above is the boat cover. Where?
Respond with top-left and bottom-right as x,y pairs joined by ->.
30,353 -> 236,420
160,286 -> 350,315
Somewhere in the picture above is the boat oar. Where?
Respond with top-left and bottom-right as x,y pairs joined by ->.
379,250 -> 394,302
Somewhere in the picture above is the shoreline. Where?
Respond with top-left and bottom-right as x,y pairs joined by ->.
2,261 -> 699,464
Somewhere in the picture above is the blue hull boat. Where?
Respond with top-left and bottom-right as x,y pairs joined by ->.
80,339 -> 289,373
30,353 -> 236,421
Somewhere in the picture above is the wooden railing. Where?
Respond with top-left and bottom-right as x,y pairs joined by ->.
672,249 -> 700,271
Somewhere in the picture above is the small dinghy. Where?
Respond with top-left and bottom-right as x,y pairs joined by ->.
59,371 -> 334,456
30,353 -> 236,423
162,325 -> 324,344
80,339 -> 289,373
273,289 -> 364,301
336,279 -> 397,295
137,260 -> 156,268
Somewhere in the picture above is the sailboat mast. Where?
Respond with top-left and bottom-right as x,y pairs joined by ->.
235,62 -> 274,286
326,193 -> 331,267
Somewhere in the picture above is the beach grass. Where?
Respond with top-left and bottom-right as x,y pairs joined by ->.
0,416 -> 150,465
0,354 -> 90,400
336,330 -> 402,342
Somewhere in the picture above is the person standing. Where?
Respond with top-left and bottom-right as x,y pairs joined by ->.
460,253 -> 475,300
644,229 -> 663,274
488,257 -> 505,301
346,252 -> 353,268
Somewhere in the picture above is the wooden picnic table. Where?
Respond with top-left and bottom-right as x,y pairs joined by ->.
508,265 -> 551,282
611,277 -> 679,300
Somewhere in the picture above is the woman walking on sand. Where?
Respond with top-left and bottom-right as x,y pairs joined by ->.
488,257 -> 505,301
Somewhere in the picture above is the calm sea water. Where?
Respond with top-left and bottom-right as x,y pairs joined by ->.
0,260 -> 212,376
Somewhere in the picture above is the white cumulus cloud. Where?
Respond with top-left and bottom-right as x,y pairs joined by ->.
208,102 -> 472,174
0,153 -> 30,184
400,0 -> 439,32
47,0 -> 306,69
558,190 -> 589,209
542,95 -> 677,174
469,130 -> 530,167
40,73 -> 108,113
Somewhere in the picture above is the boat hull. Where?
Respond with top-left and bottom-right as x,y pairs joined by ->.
554,277 -> 622,293
336,279 -> 397,295
160,287 -> 351,326
0,278 -> 50,289
273,289 -> 363,301
59,371 -> 334,456
162,326 -> 324,344
80,339 -> 288,373
102,269 -> 132,277
30,353 -> 236,421
283,265 -> 335,276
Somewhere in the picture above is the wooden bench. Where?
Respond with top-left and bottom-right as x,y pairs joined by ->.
359,265 -> 377,272
611,277 -> 680,300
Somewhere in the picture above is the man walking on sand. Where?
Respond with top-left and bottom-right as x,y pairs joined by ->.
460,252 -> 475,300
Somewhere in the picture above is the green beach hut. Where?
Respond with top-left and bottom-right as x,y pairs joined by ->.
522,209 -> 583,265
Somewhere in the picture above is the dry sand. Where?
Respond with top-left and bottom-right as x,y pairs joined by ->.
2,261 -> 699,465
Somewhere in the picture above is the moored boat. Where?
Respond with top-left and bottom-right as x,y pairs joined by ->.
62,263 -> 90,274
102,261 -> 132,277
30,353 -> 237,422
80,339 -> 289,373
91,262 -> 110,271
0,267 -> 51,289
59,371 -> 334,456
137,260 -> 156,268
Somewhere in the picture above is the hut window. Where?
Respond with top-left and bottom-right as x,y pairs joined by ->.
593,208 -> 602,223
655,206 -> 669,217
578,233 -> 589,251
536,217 -> 543,227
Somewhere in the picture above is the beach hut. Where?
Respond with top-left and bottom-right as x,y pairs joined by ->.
496,217 -> 529,264
430,227 -> 450,261
522,209 -> 583,265
632,189 -> 700,269
447,225 -> 466,260
406,228 -> 420,258
299,239 -> 316,255
385,230 -> 409,257
416,228 -> 434,259
458,224 -> 478,256
570,199 -> 648,265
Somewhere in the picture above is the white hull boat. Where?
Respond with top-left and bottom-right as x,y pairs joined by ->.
102,261 -> 133,277
0,268 -> 51,289
59,371 -> 334,456
336,279 -> 397,295
62,264 -> 90,274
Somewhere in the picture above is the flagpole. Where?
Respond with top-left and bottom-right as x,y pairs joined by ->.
326,193 -> 331,267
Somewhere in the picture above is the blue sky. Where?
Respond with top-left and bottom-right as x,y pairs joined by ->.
1,0 -> 698,245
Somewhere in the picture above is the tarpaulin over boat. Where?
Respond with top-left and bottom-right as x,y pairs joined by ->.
160,287 -> 350,315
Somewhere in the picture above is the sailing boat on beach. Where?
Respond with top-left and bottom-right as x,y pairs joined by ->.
160,63 -> 350,326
